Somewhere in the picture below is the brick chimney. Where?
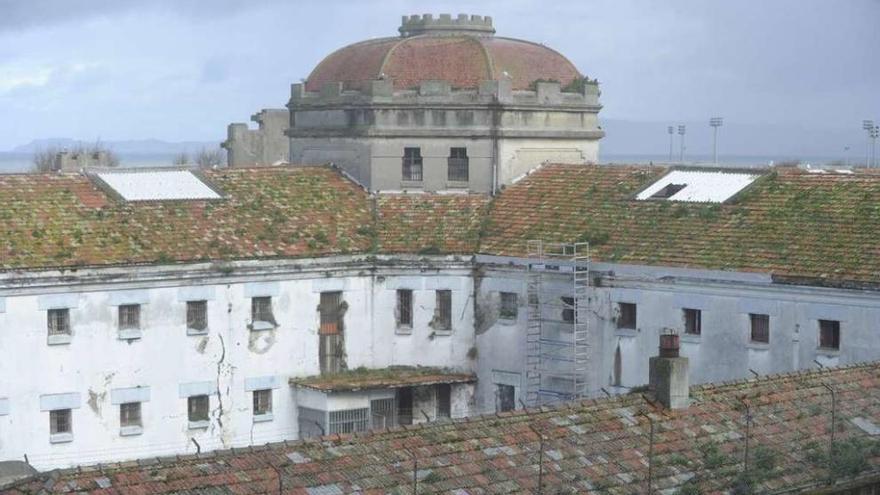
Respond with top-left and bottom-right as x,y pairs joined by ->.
649,333 -> 689,409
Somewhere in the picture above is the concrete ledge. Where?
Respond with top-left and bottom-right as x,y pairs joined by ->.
38,293 -> 80,310
49,433 -> 74,444
243,282 -> 280,298
187,327 -> 209,336
253,413 -> 274,423
111,386 -> 151,405
118,328 -> 142,340
250,321 -> 275,331
120,426 -> 143,437
177,286 -> 216,302
109,290 -> 149,306
40,393 -> 80,411
680,334 -> 702,344
47,334 -> 72,346
179,381 -> 215,398
245,376 -> 279,391
395,325 -> 413,335
188,420 -> 209,430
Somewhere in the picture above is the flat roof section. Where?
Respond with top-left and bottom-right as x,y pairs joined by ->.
93,170 -> 222,201
290,366 -> 476,392
635,169 -> 761,203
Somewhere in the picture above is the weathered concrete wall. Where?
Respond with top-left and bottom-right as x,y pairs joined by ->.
222,109 -> 289,167
0,257 -> 474,470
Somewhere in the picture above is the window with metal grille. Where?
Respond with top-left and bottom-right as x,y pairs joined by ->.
371,398 -> 397,430
819,319 -> 840,350
120,402 -> 141,428
561,296 -> 575,323
750,313 -> 770,343
297,406 -> 326,438
617,302 -> 637,330
683,308 -> 701,335
253,389 -> 272,416
50,409 -> 71,434
186,300 -> 207,331
188,395 -> 209,422
397,289 -> 413,328
118,304 -> 140,330
328,408 -> 369,435
435,290 -> 452,331
499,292 -> 518,320
436,384 -> 451,418
251,297 -> 274,325
402,147 -> 423,181
319,291 -> 342,335
447,147 -> 469,182
48,308 -> 70,336
497,384 -> 515,412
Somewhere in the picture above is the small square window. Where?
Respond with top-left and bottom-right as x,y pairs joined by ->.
447,147 -> 469,182
683,308 -> 701,335
48,308 -> 71,336
253,389 -> 273,417
397,289 -> 413,328
188,395 -> 209,423
750,314 -> 770,343
617,303 -> 637,330
402,147 -> 423,182
499,292 -> 518,320
251,297 -> 274,326
120,402 -> 142,428
819,320 -> 840,350
434,290 -> 452,331
187,300 -> 208,332
119,304 -> 140,330
561,297 -> 575,323
50,409 -> 72,435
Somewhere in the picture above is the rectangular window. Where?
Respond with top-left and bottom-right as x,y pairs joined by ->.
50,409 -> 72,435
499,292 -> 518,320
328,408 -> 369,435
447,147 -> 469,182
319,291 -> 343,335
750,314 -> 770,343
397,289 -> 413,328
120,402 -> 142,428
617,302 -> 637,330
48,308 -> 71,336
251,297 -> 274,325
497,384 -> 515,412
402,147 -> 423,181
683,308 -> 701,335
119,304 -> 140,330
186,300 -> 208,331
434,290 -> 452,331
188,395 -> 209,423
819,319 -> 841,350
253,389 -> 273,417
561,296 -> 575,323
436,384 -> 451,418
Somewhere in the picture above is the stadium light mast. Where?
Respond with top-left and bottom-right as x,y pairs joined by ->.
864,120 -> 875,167
667,126 -> 674,162
709,117 -> 723,165
871,124 -> 879,168
678,125 -> 686,163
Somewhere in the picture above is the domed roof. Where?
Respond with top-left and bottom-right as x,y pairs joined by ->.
305,14 -> 583,92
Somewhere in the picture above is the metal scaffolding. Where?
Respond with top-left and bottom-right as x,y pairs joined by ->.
525,240 -> 591,406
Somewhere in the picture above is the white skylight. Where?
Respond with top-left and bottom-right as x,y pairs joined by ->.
635,170 -> 761,203
95,170 -> 221,201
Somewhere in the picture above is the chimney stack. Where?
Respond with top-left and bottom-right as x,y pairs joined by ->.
649,333 -> 689,409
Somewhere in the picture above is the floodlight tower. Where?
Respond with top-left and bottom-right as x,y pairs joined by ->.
667,126 -> 674,162
871,124 -> 879,168
678,124 -> 686,163
710,117 -> 723,165
864,120 -> 875,167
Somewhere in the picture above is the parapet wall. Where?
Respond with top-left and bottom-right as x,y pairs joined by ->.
222,108 -> 289,167
399,13 -> 495,37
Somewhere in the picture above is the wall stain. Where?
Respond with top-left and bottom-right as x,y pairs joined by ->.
87,388 -> 106,417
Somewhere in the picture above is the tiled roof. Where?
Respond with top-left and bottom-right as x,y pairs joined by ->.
7,362 -> 880,494
376,193 -> 490,255
290,366 -> 476,392
481,164 -> 880,286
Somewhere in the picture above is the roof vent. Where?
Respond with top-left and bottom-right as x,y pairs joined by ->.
649,333 -> 689,409
637,169 -> 761,203
92,170 -> 222,201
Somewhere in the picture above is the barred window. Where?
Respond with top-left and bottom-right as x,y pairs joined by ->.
447,147 -> 469,182
187,300 -> 207,331
328,408 -> 369,435
436,384 -> 451,418
119,304 -> 140,330
750,314 -> 770,343
683,308 -> 701,335
819,319 -> 840,350
435,290 -> 452,330
251,297 -> 274,324
319,291 -> 343,335
48,308 -> 70,336
188,395 -> 209,422
561,296 -> 575,323
253,389 -> 272,416
499,292 -> 518,320
120,402 -> 142,428
617,302 -> 637,330
50,409 -> 72,434
397,289 -> 413,328
402,147 -> 423,181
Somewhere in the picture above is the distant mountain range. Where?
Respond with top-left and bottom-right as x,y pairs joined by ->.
10,138 -> 221,154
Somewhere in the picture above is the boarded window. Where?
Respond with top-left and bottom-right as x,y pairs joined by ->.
48,308 -> 70,336
684,308 -> 701,335
188,395 -> 209,422
328,408 -> 369,435
251,297 -> 274,324
447,147 -> 469,182
397,387 -> 413,425
397,289 -> 413,328
402,147 -> 423,181
437,384 -> 451,418
253,389 -> 272,416
435,290 -> 452,330
561,296 -> 575,323
750,314 -> 770,343
187,300 -> 207,331
819,319 -> 840,350
120,402 -> 142,428
319,291 -> 343,335
50,409 -> 72,434
497,384 -> 515,412
119,304 -> 140,330
617,302 -> 637,330
499,292 -> 518,320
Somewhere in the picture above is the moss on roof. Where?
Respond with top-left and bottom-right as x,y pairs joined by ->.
290,366 -> 476,391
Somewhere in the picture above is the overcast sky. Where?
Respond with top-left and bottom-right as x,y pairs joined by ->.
0,0 -> 878,151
